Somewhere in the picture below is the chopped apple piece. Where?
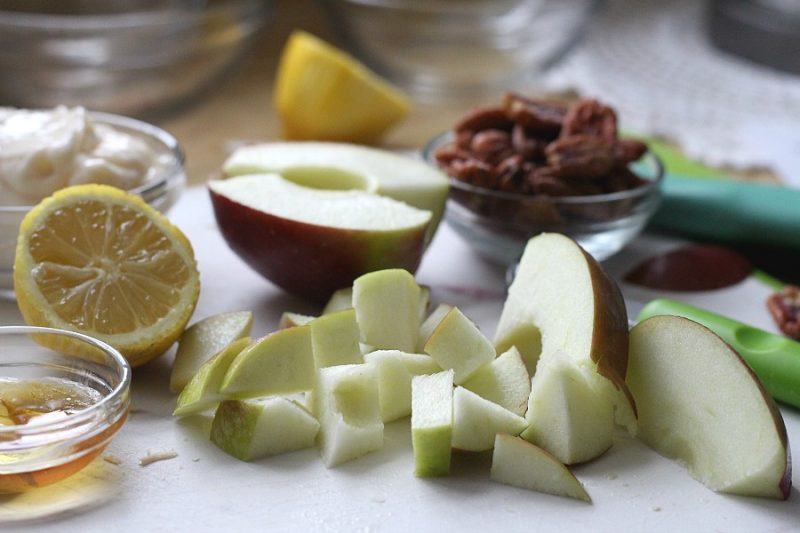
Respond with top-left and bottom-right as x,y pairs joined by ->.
353,269 -> 420,352
170,311 -> 253,392
322,287 -> 353,315
309,308 -> 363,368
173,337 -> 251,417
521,354 -> 614,464
491,434 -> 591,503
221,326 -> 315,398
452,387 -> 527,452
424,307 -> 495,384
312,363 -> 384,467
411,370 -> 454,477
628,315 -> 791,500
494,233 -> 636,464
494,323 -> 541,378
210,397 -> 320,461
417,303 -> 452,352
364,350 -> 441,422
279,312 -> 315,329
461,346 -> 530,416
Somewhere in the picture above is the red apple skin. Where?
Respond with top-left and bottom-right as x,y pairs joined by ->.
209,187 -> 429,303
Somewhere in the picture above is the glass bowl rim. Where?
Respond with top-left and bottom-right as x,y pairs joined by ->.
0,109 -> 185,213
0,325 -> 131,437
422,131 -> 665,206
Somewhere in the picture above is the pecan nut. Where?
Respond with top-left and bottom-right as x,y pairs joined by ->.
767,285 -> 800,340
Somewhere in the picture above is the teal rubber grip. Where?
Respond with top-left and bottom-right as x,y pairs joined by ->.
651,175 -> 800,250
637,298 -> 800,409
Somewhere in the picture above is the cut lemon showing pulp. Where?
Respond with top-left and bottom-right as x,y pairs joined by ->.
274,30 -> 411,144
14,185 -> 200,367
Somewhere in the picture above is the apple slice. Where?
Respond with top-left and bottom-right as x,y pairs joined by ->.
491,434 -> 591,503
628,315 -> 791,499
170,311 -> 253,392
494,233 -> 636,462
209,174 -> 431,302
424,307 -> 495,385
417,303 -> 452,352
312,363 -> 384,467
364,350 -> 442,422
322,287 -> 353,315
210,397 -> 320,461
309,308 -> 363,368
353,269 -> 421,353
411,370 -> 454,477
222,141 -> 449,244
451,387 -> 527,452
521,353 -> 615,464
173,337 -> 251,417
461,346 -> 530,417
220,325 -> 316,398
279,312 -> 316,329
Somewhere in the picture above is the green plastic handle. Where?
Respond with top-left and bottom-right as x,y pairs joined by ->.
637,298 -> 800,409
651,175 -> 800,250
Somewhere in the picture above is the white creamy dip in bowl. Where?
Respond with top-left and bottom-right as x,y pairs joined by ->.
0,108 -> 185,296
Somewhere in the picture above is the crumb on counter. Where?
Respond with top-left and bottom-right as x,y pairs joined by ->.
139,451 -> 178,467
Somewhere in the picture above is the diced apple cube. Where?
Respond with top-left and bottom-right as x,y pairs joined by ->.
309,308 -> 363,368
452,387 -> 527,452
364,350 -> 441,422
411,370 -> 454,477
423,307 -> 495,384
353,269 -> 420,353
461,346 -> 530,416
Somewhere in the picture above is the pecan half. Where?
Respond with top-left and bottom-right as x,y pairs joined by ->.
561,99 -> 618,140
767,285 -> 800,340
454,106 -> 513,133
545,135 -> 616,179
503,93 -> 566,135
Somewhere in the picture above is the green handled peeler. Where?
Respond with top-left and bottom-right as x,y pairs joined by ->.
637,298 -> 800,409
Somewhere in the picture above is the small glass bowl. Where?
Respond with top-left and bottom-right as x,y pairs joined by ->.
423,132 -> 664,265
0,110 -> 186,296
0,325 -> 131,493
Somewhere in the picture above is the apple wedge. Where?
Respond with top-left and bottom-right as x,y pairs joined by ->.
312,363 -> 384,467
353,269 -> 421,353
461,346 -> 530,417
210,397 -> 320,461
220,326 -> 316,398
173,337 -> 251,417
222,141 -> 449,244
364,350 -> 442,422
424,307 -> 495,385
494,233 -> 636,463
170,311 -> 253,392
491,434 -> 591,503
209,174 -> 432,302
628,315 -> 791,500
411,370 -> 454,477
309,308 -> 363,368
452,387 -> 527,452
417,303 -> 452,352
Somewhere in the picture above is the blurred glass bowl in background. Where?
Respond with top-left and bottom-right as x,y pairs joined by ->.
0,111 -> 186,297
0,0 -> 272,117
423,132 -> 664,265
317,0 -> 600,102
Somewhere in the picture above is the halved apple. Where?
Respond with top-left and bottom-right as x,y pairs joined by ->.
411,370 -> 454,477
451,387 -> 527,452
491,434 -> 591,503
222,142 -> 449,243
209,174 -> 432,302
461,346 -> 530,417
364,350 -> 441,422
628,315 -> 791,500
210,397 -> 320,461
494,233 -> 636,463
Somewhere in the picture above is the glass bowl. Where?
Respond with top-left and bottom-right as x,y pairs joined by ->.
0,325 -> 131,493
0,110 -> 186,297
423,132 -> 664,265
317,0 -> 600,102
0,0 -> 272,116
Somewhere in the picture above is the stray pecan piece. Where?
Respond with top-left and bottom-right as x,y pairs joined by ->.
767,285 -> 800,340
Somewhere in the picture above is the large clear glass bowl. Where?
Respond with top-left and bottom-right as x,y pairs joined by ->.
423,132 -> 664,265
0,111 -> 186,296
0,325 -> 131,492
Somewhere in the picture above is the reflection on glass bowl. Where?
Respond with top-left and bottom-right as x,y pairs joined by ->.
423,132 -> 664,265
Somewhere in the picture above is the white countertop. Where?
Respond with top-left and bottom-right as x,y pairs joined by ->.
1,186 -> 797,531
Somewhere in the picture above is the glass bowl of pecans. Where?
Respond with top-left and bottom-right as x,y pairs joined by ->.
424,94 -> 664,265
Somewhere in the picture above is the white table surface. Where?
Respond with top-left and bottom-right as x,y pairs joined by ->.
1,186 -> 797,531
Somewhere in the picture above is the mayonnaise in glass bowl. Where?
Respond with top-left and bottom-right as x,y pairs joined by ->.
0,108 -> 186,297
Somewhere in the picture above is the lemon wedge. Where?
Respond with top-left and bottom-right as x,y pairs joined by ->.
14,184 -> 200,367
273,30 -> 411,144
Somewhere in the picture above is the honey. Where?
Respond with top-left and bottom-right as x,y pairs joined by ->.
0,377 -> 102,427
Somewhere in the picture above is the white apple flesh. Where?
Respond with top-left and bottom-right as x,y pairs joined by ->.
628,315 -> 791,500
451,387 -> 527,452
461,346 -> 530,417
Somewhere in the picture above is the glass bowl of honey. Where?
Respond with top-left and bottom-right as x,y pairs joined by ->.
0,326 -> 131,492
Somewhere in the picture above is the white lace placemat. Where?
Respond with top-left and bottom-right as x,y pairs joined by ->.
541,0 -> 800,186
